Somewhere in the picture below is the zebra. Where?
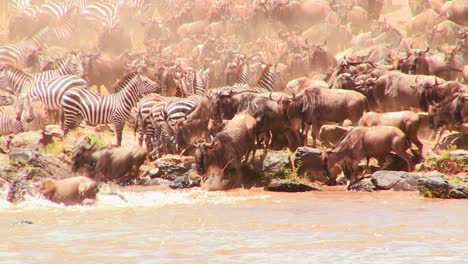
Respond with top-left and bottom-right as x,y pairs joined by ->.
32,53 -> 84,82
28,74 -> 89,121
149,99 -> 170,157
21,96 -> 49,132
0,27 -> 50,67
61,71 -> 160,146
81,1 -> 120,28
0,96 -> 29,136
0,65 -> 88,119
134,93 -> 168,152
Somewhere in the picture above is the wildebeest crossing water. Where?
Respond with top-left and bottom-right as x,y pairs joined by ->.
0,187 -> 467,263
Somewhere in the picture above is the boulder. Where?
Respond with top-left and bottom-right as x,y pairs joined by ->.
44,125 -> 63,138
448,185 -> 468,199
318,125 -> 352,148
264,179 -> 320,192
169,176 -> 200,189
154,155 -> 195,180
418,174 -> 450,198
295,147 -> 340,184
371,171 -> 406,190
435,132 -> 468,151
252,150 -> 290,179
371,171 -> 422,191
8,148 -> 71,181
10,131 -> 45,150
347,177 -> 376,191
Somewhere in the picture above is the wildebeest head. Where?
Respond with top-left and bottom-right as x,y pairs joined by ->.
194,141 -> 217,174
224,62 -> 238,86
71,137 -> 97,173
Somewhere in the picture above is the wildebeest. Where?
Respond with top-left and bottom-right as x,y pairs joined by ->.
282,78 -> 368,147
71,138 -> 147,184
428,93 -> 468,149
39,176 -> 98,206
322,126 -> 415,188
358,111 -> 424,157
364,72 -> 445,112
81,50 -> 134,94
194,113 -> 257,190
246,92 -> 302,155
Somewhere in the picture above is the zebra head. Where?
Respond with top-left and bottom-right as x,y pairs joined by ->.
21,95 -> 35,123
135,71 -> 160,96
64,53 -> 85,77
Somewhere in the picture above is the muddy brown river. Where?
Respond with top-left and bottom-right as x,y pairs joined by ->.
1,186 -> 467,263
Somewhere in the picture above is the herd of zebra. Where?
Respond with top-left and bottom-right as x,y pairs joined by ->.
0,48 -> 279,154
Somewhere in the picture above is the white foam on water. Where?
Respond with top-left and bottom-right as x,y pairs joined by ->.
0,184 -> 272,210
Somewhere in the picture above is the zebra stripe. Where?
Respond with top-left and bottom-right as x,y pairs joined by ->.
33,53 -> 84,82
0,65 -> 34,94
21,96 -> 49,132
0,27 -> 49,67
61,71 -> 160,146
28,74 -> 88,111
150,100 -> 171,156
237,63 -> 249,84
81,2 -> 119,27
0,97 -> 25,135
135,93 -> 168,151
193,68 -> 209,96
256,64 -> 275,92
162,95 -> 204,123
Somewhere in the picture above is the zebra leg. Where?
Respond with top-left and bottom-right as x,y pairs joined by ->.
114,118 -> 125,146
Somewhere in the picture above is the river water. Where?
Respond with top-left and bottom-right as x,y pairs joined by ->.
1,186 -> 467,263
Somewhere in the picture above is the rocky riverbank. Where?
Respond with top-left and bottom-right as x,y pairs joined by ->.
0,125 -> 467,203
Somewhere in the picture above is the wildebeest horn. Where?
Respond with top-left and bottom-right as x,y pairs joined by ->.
410,42 -> 415,50
269,92 -> 273,100
424,47 -> 430,53
434,76 -> 438,85
320,40 -> 327,47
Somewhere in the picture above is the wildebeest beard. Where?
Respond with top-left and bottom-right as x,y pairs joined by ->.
418,88 -> 428,111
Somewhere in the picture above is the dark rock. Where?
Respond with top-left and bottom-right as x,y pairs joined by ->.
392,173 -> 423,191
294,147 -> 339,184
348,177 -> 376,192
371,171 -> 422,191
435,132 -> 468,152
418,175 -> 450,198
154,155 -> 194,180
169,176 -> 200,189
448,185 -> 468,199
252,150 -> 290,179
371,171 -> 406,190
318,125 -> 352,148
264,179 -> 320,192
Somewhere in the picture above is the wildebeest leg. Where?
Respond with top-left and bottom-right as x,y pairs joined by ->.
311,122 -> 322,148
432,127 -> 446,151
302,123 -> 310,146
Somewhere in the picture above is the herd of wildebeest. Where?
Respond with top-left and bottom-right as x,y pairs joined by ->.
0,0 -> 467,197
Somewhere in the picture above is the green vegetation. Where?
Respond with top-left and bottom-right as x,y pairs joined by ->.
87,135 -> 105,147
418,145 -> 467,175
275,161 -> 308,184
449,177 -> 468,187
41,141 -> 65,156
